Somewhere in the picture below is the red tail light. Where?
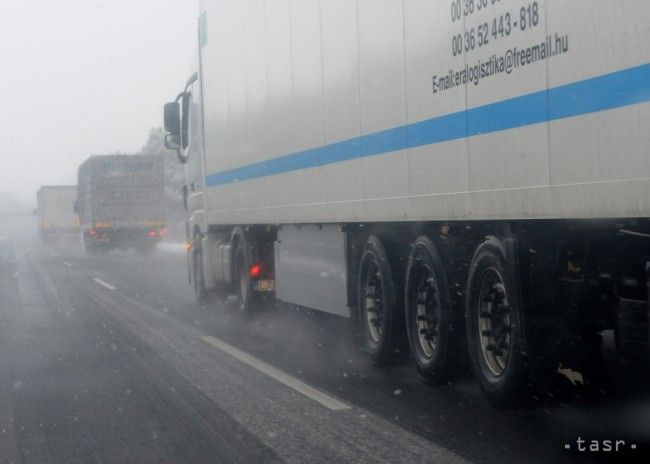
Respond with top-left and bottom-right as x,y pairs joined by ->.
249,264 -> 262,278
146,229 -> 166,238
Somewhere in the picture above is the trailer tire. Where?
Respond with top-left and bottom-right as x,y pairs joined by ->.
615,297 -> 649,364
466,238 -> 531,408
84,235 -> 98,256
358,235 -> 400,365
234,238 -> 255,319
405,236 -> 452,384
192,234 -> 210,304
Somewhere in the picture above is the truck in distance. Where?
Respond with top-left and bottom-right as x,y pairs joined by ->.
76,155 -> 166,254
36,186 -> 79,242
164,0 -> 650,407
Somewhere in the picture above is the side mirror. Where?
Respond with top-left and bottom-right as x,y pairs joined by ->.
164,101 -> 181,150
164,133 -> 181,151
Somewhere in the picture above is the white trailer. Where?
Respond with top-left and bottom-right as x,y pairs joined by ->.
164,0 -> 650,406
36,186 -> 79,241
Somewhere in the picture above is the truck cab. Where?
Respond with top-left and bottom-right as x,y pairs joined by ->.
164,70 -> 213,292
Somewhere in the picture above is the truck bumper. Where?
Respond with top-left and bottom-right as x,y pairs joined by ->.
85,226 -> 166,249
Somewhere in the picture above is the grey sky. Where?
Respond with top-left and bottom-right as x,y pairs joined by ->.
0,0 -> 197,204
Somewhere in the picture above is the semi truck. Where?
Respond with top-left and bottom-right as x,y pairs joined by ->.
76,155 -> 166,254
164,0 -> 650,406
36,186 -> 79,241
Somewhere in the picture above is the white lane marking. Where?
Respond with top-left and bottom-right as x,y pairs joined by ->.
63,261 -> 73,267
93,278 -> 117,290
200,335 -> 351,411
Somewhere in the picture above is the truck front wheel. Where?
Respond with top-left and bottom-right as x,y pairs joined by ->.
192,234 -> 209,304
358,235 -> 401,365
466,238 -> 531,408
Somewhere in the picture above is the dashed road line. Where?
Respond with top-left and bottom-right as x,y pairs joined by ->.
200,335 -> 351,411
92,278 -> 117,290
63,261 -> 73,267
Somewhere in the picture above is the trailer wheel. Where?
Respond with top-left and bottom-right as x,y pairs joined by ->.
234,238 -> 255,318
405,236 -> 452,384
358,235 -> 400,365
192,234 -> 209,304
84,235 -> 97,256
466,238 -> 530,408
615,297 -> 649,365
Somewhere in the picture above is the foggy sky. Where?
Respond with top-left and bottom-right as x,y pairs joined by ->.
0,0 -> 197,205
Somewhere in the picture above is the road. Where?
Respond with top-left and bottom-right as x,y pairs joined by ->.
1,223 -> 650,463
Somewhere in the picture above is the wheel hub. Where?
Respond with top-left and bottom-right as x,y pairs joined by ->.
414,270 -> 440,358
365,262 -> 384,343
238,252 -> 249,304
477,268 -> 512,376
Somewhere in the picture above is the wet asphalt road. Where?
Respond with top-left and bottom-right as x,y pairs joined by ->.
1,223 -> 650,463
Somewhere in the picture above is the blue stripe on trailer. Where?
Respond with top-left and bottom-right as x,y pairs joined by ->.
206,63 -> 650,188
